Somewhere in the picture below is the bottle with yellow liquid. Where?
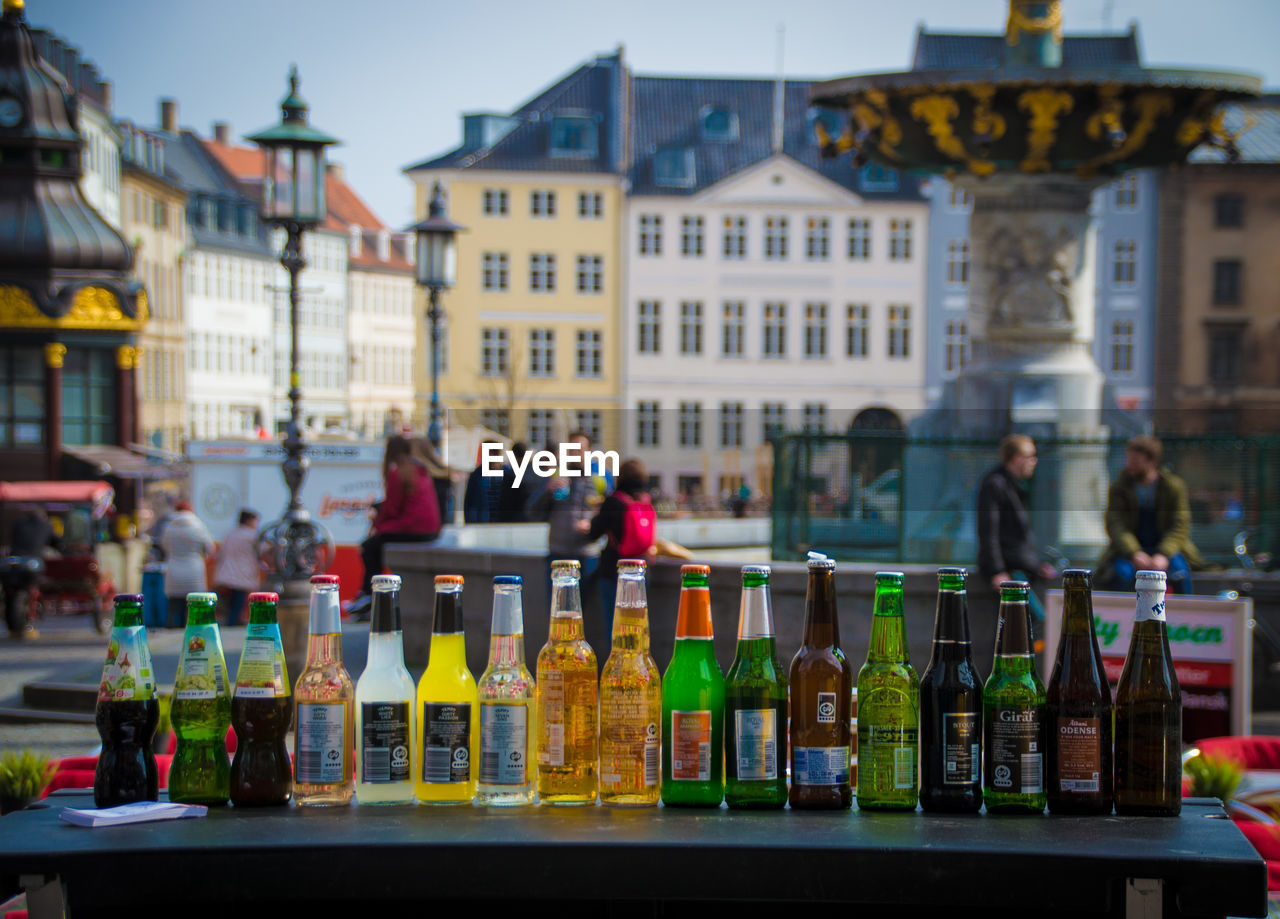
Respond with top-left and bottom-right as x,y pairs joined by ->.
536,559 -> 598,804
476,576 -> 536,806
416,575 -> 480,804
598,559 -> 662,807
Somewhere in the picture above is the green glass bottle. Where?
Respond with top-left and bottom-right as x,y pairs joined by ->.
94,594 -> 159,808
170,591 -> 232,805
983,581 -> 1047,814
661,564 -> 725,807
230,591 -> 292,807
856,571 -> 919,811
724,565 -> 788,809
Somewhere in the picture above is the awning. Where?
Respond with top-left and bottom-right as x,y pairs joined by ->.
0,481 -> 115,517
61,445 -> 184,481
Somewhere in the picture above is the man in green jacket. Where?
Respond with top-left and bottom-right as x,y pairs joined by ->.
1099,434 -> 1201,593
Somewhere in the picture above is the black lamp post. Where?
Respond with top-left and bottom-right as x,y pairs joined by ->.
410,182 -> 463,448
247,66 -> 339,585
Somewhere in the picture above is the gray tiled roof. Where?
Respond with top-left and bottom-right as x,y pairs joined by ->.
1188,96 -> 1280,165
911,29 -> 1142,70
163,131 -> 274,257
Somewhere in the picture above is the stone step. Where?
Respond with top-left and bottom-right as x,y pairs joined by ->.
22,681 -> 98,713
0,705 -> 94,725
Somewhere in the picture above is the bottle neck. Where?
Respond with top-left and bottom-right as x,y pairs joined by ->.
490,587 -> 524,637
616,573 -> 648,612
737,584 -> 774,640
675,586 -> 714,640
308,589 -> 342,635
432,588 -> 464,634
487,632 -> 526,667
994,600 -> 1034,657
549,577 -> 585,642
868,587 -> 908,663
247,603 -> 278,627
305,632 -> 344,666
801,569 -> 839,647
370,589 -> 401,634
932,589 -> 971,646
112,605 -> 144,628
186,606 -> 217,626
1133,585 -> 1168,624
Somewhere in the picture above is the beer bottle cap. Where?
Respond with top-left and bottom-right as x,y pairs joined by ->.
618,558 -> 648,569
680,564 -> 711,576
310,574 -> 340,587
874,571 -> 905,583
113,593 -> 144,606
372,574 -> 401,592
248,591 -> 279,604
434,574 -> 464,587
494,575 -> 522,586
806,552 -> 836,571
1136,570 -> 1166,588
186,592 -> 218,607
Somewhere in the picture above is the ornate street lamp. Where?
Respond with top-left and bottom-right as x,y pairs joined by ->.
247,66 -> 339,585
410,182 -> 463,447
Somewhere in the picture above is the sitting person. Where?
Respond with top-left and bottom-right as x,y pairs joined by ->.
1099,434 -> 1201,593
355,436 -> 441,609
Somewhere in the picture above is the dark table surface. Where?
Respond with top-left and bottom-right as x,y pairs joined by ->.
0,791 -> 1267,918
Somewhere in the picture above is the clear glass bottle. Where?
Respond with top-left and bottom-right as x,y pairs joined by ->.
536,560 -> 598,805
416,575 -> 480,804
476,576 -> 536,806
170,591 -> 232,806
599,559 -> 662,807
983,581 -> 1047,815
355,575 -> 417,805
293,574 -> 355,806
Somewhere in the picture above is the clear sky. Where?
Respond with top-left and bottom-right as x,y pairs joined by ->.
32,0 -> 1280,228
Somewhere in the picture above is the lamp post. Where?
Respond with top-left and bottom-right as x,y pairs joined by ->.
410,182 -> 463,448
247,66 -> 339,586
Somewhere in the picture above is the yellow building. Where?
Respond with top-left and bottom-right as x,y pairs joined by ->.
120,121 -> 187,453
404,50 -> 627,452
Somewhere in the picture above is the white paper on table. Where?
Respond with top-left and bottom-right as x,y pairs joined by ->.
59,802 -> 208,827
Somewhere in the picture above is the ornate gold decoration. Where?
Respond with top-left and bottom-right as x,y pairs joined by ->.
851,90 -> 904,162
135,289 -> 149,323
116,345 -> 139,371
2,0 -> 25,13
1078,91 -> 1173,176
1177,106 -> 1257,156
1006,0 -> 1063,45
1017,88 -> 1074,173
813,119 -> 854,156
63,286 -> 144,331
1085,83 -> 1125,143
0,285 -> 44,326
909,93 -> 997,178
44,342 -> 66,369
970,85 -> 1007,143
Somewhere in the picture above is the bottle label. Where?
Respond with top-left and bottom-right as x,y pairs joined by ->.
296,702 -> 347,784
539,670 -> 565,767
859,723 -> 918,790
734,708 -> 778,781
1055,716 -> 1102,793
360,702 -> 411,784
817,691 -> 838,725
97,625 -> 155,702
599,697 -> 659,790
480,703 -> 528,785
671,710 -> 712,781
943,712 -> 980,785
174,626 -> 227,700
1135,588 -> 1167,622
990,706 -> 1043,794
234,635 -> 288,698
422,702 -> 471,784
794,746 -> 850,786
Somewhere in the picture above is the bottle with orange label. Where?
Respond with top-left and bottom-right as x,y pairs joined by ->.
661,564 -> 725,806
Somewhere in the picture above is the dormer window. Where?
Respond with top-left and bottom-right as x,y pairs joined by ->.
238,204 -> 257,238
349,225 -> 362,258
654,146 -> 695,188
860,163 -> 899,193
549,114 -> 598,158
700,106 -> 738,142
377,229 -> 390,261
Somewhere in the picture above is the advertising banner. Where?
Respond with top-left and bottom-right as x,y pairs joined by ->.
1044,591 -> 1252,743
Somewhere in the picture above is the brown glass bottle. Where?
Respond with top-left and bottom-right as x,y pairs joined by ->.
1046,569 -> 1112,815
789,554 -> 853,809
919,568 -> 981,813
1115,570 -> 1181,816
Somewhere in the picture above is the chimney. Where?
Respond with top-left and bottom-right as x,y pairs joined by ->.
213,122 -> 230,145
100,80 -> 112,112
326,161 -> 345,183
160,99 -> 177,134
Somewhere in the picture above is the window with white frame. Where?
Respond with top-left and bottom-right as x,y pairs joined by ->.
482,252 -> 509,291
764,216 -> 789,260
946,240 -> 970,285
529,253 -> 556,292
804,303 -> 828,358
1114,174 -> 1138,209
679,402 -> 702,447
680,301 -> 703,355
578,191 -> 603,218
720,401 -> 744,447
762,402 -> 786,440
944,320 -> 968,375
528,409 -> 554,447
480,408 -> 510,436
481,327 -> 509,376
576,255 -> 603,293
1113,240 -> 1136,287
530,190 -> 557,217
1112,319 -> 1134,374
681,216 -> 705,257
637,300 -> 661,354
889,219 -> 913,261
845,304 -> 869,358
722,215 -> 747,259
847,218 -> 871,260
721,301 -> 744,357
482,188 -> 509,216
763,302 -> 787,357
887,305 -> 911,358
575,329 -> 602,378
529,328 -> 555,378
805,217 -> 830,261
637,401 -> 660,447
949,185 -> 972,209
638,214 -> 663,256
802,403 -> 827,433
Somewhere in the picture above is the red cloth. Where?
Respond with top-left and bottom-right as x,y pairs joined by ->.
41,754 -> 173,797
1235,820 -> 1280,891
1196,736 -> 1280,770
373,462 -> 440,536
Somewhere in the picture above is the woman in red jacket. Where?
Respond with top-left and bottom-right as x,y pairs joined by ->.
357,435 -> 441,600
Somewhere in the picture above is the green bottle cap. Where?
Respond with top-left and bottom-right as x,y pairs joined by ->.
681,564 -> 710,588
875,571 -> 905,585
186,592 -> 218,609
937,567 -> 966,591
741,564 -> 770,588
999,580 -> 1030,601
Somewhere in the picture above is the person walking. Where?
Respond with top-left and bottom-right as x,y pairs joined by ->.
212,509 -> 261,627
160,500 -> 215,628
1099,434 -> 1201,593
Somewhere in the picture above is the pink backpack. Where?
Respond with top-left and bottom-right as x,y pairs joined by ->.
613,491 -> 656,557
